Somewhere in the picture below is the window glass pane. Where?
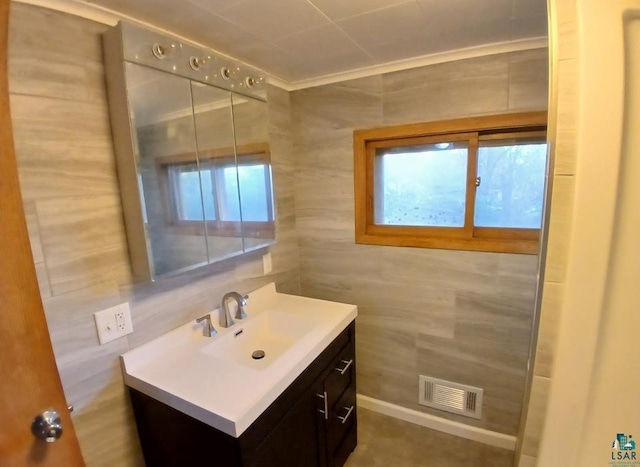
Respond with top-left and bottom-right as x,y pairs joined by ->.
475,141 -> 547,228
220,166 -> 241,221
374,142 -> 468,227
238,163 -> 270,221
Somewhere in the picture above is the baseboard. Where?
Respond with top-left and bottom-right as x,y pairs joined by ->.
357,394 -> 517,451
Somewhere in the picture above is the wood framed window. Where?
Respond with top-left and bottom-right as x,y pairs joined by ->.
354,112 -> 547,254
157,142 -> 274,239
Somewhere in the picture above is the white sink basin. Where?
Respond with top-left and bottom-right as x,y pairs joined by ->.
121,283 -> 357,437
202,309 -> 321,369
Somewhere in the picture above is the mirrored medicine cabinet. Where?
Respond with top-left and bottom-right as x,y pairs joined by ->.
103,22 -> 275,281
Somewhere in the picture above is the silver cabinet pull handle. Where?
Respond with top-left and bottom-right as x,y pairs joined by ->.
335,359 -> 353,375
337,405 -> 354,424
316,392 -> 328,420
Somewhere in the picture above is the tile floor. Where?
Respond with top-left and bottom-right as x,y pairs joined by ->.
345,408 -> 515,467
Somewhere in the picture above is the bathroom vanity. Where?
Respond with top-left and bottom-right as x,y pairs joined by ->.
121,284 -> 358,466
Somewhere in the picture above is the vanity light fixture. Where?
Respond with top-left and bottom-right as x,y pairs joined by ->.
152,42 -> 177,60
114,22 -> 265,98
189,56 -> 204,71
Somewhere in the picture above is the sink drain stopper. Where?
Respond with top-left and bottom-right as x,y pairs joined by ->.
252,350 -> 266,360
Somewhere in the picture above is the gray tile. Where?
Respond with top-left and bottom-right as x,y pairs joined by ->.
9,3 -> 108,65
534,282 -> 563,377
73,381 -> 145,467
35,195 -> 131,296
508,49 -> 549,111
554,59 -> 579,175
382,54 -> 510,125
545,175 -> 575,283
42,288 -> 129,410
382,247 -> 501,294
291,76 -> 382,145
522,376 -> 550,457
15,142 -> 119,200
416,336 -> 527,434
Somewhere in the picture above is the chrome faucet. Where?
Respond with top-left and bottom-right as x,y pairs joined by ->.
220,292 -> 248,328
196,314 -> 216,337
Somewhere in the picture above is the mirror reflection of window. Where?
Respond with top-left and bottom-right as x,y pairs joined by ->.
238,163 -> 272,222
160,150 -> 274,238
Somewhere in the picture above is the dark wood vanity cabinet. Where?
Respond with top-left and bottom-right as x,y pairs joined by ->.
129,321 -> 357,467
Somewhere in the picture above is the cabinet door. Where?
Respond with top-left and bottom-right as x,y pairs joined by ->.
125,63 -> 209,277
230,94 -> 275,252
249,381 -> 324,467
190,83 -> 244,262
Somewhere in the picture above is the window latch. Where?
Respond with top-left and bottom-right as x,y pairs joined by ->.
475,176 -> 482,188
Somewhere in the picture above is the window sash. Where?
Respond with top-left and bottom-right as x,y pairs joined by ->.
353,112 -> 547,254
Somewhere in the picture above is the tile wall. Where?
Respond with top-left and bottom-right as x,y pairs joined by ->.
291,48 -> 548,436
8,3 -> 299,465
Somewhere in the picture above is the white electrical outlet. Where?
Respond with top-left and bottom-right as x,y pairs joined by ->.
94,302 -> 134,345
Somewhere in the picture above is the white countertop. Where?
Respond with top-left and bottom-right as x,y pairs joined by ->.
121,283 -> 357,437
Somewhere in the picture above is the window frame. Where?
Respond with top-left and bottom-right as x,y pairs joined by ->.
354,112 -> 547,254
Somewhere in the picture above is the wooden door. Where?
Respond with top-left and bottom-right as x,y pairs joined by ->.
0,1 -> 84,464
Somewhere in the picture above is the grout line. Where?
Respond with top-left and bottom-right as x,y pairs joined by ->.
304,0 -> 376,60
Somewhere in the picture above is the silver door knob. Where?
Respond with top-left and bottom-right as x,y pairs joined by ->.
31,410 -> 63,442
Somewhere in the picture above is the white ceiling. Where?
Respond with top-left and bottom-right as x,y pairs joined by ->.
83,0 -> 547,85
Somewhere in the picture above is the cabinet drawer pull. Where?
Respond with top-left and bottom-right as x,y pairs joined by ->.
335,359 -> 353,375
316,392 -> 328,420
337,405 -> 354,424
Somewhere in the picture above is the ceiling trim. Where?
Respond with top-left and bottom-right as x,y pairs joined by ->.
14,0 -> 548,92
282,37 -> 548,91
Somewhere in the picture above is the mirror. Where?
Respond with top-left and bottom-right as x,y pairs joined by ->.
116,62 -> 273,280
231,94 -> 275,253
126,63 -> 209,277
190,82 -> 244,262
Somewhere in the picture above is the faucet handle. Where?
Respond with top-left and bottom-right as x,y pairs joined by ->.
236,294 -> 248,320
196,314 -> 216,337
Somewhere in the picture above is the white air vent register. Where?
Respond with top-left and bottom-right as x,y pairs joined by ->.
418,375 -> 483,419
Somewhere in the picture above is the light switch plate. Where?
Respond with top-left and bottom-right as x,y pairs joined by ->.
94,302 -> 134,345
262,252 -> 273,274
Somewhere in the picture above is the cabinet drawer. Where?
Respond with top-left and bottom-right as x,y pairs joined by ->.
325,346 -> 354,411
326,387 -> 356,456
